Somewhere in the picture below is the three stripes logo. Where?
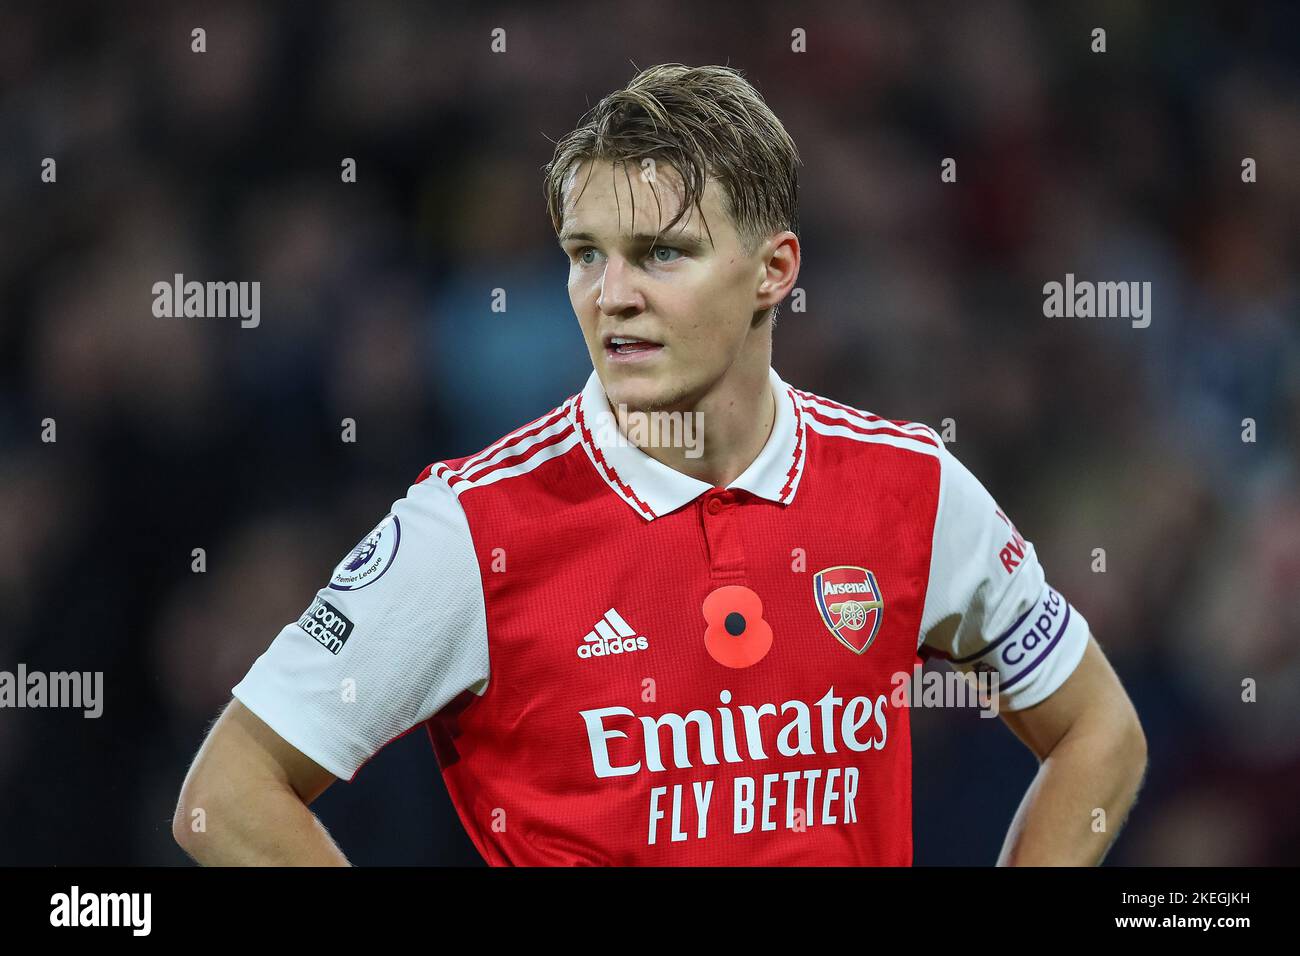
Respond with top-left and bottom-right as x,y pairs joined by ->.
578,608 -> 649,659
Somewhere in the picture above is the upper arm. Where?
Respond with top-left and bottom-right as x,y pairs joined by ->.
182,698 -> 338,809
999,634 -> 1146,763
912,440 -> 1144,765
918,437 -> 1091,711
227,471 -> 490,783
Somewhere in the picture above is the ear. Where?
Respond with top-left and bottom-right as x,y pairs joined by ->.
755,231 -> 800,312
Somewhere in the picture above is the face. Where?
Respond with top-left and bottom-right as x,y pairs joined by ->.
558,158 -> 784,413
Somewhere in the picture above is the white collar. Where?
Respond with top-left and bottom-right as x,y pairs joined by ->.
570,366 -> 807,520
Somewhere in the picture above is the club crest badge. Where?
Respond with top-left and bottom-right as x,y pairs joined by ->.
813,565 -> 883,655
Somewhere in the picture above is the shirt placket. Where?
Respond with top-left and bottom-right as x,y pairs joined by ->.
700,488 -> 746,585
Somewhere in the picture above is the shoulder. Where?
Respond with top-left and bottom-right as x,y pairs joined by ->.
790,384 -> 944,459
413,391 -> 584,498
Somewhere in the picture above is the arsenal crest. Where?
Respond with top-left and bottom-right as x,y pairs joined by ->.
813,566 -> 884,655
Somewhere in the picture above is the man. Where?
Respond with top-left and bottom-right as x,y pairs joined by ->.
174,63 -> 1146,866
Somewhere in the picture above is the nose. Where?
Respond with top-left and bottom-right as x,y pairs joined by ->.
596,256 -> 644,316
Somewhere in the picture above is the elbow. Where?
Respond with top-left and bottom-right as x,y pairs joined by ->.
171,785 -> 200,855
172,768 -> 217,858
1131,716 -> 1149,765
1114,710 -> 1149,792
1066,705 -> 1147,789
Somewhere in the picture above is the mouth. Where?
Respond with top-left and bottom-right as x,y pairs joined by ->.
602,333 -> 664,363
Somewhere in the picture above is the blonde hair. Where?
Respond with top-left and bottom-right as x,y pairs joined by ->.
543,63 -> 801,259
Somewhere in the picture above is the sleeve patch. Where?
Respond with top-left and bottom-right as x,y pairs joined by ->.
329,514 -> 401,591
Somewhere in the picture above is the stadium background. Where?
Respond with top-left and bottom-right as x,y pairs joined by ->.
1,1 -> 1297,865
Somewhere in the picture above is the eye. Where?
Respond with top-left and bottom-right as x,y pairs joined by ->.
650,246 -> 683,263
575,247 -> 599,265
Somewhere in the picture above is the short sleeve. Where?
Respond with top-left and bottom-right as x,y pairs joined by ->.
917,436 -> 1089,712
232,470 -> 490,781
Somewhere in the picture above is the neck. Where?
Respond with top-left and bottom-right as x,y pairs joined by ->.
607,356 -> 777,488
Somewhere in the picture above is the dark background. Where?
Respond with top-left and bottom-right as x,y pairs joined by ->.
1,1 -> 1297,865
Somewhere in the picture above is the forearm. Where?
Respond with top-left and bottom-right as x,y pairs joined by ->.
175,785 -> 351,866
997,723 -> 1147,866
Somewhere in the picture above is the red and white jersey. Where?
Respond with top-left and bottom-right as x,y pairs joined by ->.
233,366 -> 1090,865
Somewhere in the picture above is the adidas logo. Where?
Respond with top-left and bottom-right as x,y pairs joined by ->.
578,608 -> 649,659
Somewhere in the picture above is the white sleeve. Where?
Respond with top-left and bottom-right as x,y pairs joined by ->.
918,435 -> 1090,712
232,472 -> 490,781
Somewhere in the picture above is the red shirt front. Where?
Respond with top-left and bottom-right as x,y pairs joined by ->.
234,366 -> 1090,865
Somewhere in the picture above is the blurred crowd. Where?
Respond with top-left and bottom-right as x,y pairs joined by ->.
0,1 -> 1296,864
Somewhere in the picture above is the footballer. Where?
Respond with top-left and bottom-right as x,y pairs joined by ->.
174,64 -> 1147,866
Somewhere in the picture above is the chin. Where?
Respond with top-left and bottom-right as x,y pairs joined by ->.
600,367 -> 683,414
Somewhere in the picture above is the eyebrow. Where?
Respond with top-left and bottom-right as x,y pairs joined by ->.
558,230 -> 705,249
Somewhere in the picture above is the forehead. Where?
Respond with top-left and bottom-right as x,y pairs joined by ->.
559,158 -> 730,240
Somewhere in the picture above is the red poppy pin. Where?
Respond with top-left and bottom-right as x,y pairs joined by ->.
702,585 -> 773,669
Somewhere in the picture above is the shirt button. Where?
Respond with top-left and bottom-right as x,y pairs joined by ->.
706,498 -> 724,515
